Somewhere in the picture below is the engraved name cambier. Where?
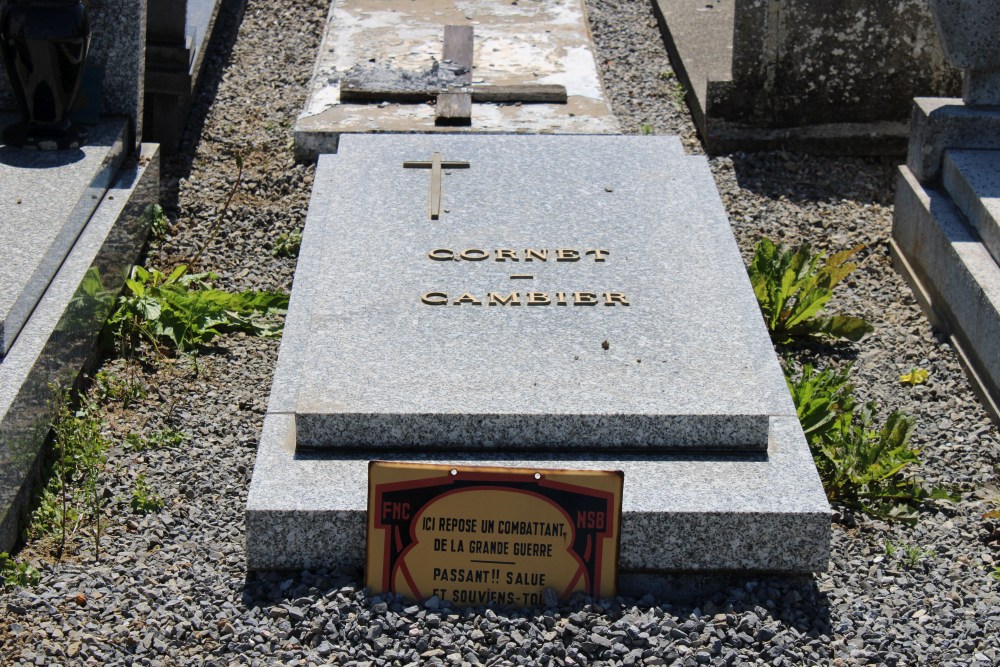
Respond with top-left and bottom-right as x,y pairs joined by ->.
420,248 -> 629,307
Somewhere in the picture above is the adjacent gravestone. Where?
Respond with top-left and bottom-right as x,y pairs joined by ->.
144,0 -> 225,153
0,0 -> 146,148
294,0 -> 618,159
0,118 -> 128,357
247,134 -> 831,578
653,0 -> 961,154
892,0 -> 1000,422
0,0 -> 146,355
0,1 -> 156,552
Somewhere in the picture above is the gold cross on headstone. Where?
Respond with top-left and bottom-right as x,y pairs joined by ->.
403,152 -> 470,219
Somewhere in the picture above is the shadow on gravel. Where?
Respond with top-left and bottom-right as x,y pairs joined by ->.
159,0 -> 249,214
782,340 -> 862,368
241,569 -> 830,639
726,151 -> 899,207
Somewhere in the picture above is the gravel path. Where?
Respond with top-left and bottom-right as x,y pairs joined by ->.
2,0 -> 999,665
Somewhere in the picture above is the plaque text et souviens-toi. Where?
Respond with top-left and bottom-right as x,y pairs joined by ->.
421,247 -> 629,307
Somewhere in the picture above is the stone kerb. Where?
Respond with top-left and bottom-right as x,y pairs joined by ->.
0,0 -> 147,148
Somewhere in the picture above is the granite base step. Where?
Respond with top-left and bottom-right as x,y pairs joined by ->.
247,413 -> 831,574
942,150 -> 1000,267
891,165 -> 1000,422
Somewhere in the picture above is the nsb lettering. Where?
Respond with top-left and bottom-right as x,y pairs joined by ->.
576,511 -> 605,530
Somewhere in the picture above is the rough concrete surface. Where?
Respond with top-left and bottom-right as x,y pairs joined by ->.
294,0 -> 618,158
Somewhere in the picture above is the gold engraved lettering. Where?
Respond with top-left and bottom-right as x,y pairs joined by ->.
421,292 -> 449,305
428,248 -> 455,261
460,249 -> 490,261
555,291 -> 568,306
524,249 -> 548,262
526,292 -> 551,306
586,249 -> 610,262
604,292 -> 630,306
453,292 -> 483,305
495,249 -> 518,262
487,292 -> 521,306
573,292 -> 599,306
556,249 -> 581,262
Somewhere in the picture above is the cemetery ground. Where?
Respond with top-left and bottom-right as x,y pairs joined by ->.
1,0 -> 999,664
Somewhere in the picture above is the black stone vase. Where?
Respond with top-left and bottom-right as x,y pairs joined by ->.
0,0 -> 91,150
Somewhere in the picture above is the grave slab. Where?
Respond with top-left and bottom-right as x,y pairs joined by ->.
0,116 -> 128,357
294,0 -> 618,159
248,134 -> 831,574
293,135 -> 770,453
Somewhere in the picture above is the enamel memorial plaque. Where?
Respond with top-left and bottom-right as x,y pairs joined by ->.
366,462 -> 623,605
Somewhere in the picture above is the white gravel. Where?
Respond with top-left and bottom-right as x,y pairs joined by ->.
2,0 -> 999,665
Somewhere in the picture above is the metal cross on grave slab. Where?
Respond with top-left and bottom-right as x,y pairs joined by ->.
341,25 -> 567,126
403,151 -> 470,219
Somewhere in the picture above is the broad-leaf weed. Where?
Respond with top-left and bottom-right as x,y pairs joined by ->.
111,265 -> 289,354
141,204 -> 170,240
750,238 -> 874,344
787,364 -> 952,521
124,427 -> 188,452
130,475 -> 165,514
272,231 -> 302,258
0,552 -> 40,588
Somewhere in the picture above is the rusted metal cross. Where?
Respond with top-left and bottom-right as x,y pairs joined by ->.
341,25 -> 567,126
403,152 -> 470,220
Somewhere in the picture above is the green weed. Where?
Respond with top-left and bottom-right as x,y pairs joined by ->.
658,70 -> 686,107
787,363 -> 951,521
110,264 -> 289,354
786,362 -> 854,442
640,123 -> 654,135
884,540 -> 935,568
0,551 -> 42,588
991,567 -> 1000,582
902,544 -> 935,568
94,370 -> 147,406
28,397 -> 109,559
272,231 -> 302,258
130,476 -> 164,514
0,553 -> 40,588
141,203 -> 169,240
124,427 -> 188,452
749,238 -> 874,344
